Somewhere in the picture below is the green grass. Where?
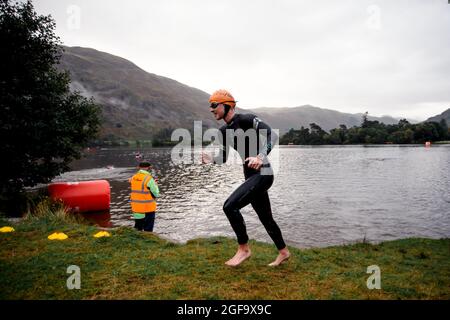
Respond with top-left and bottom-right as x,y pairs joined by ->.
0,212 -> 449,300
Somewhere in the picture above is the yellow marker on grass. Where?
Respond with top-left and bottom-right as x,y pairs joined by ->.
0,226 -> 15,233
93,231 -> 111,238
48,232 -> 68,240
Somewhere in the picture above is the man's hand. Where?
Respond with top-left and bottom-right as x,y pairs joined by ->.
245,156 -> 263,170
201,152 -> 213,164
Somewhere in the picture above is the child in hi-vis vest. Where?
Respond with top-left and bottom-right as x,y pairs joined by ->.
129,161 -> 160,231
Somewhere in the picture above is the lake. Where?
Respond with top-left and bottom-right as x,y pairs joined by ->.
53,145 -> 450,248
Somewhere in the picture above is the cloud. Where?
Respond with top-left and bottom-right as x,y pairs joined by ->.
34,0 -> 450,120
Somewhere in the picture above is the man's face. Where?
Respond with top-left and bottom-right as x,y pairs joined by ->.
210,103 -> 225,121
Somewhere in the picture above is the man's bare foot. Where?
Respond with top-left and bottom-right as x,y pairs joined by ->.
225,245 -> 252,267
268,248 -> 291,267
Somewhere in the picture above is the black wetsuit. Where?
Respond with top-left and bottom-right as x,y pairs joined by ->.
214,113 -> 286,250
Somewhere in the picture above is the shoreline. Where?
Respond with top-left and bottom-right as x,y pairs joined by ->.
85,143 -> 450,149
1,215 -> 449,300
4,215 -> 447,251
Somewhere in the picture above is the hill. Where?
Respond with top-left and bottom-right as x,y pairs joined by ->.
244,105 -> 399,133
59,46 -> 217,140
426,108 -> 450,123
59,46 -> 404,139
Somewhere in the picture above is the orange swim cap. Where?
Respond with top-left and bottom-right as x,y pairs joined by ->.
209,89 -> 236,107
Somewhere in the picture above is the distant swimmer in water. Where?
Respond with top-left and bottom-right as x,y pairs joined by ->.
201,89 -> 290,267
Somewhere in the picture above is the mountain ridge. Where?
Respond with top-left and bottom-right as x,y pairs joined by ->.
425,108 -> 450,123
59,46 -> 217,140
58,46 -> 447,139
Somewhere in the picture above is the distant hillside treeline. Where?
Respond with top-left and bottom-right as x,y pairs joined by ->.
280,113 -> 449,145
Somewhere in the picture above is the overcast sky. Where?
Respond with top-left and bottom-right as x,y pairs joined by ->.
34,0 -> 450,121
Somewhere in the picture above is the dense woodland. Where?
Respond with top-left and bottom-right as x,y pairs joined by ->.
280,112 -> 449,145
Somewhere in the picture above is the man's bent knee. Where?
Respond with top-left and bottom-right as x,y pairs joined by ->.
223,200 -> 235,215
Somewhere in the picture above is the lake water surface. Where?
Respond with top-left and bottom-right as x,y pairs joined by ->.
53,145 -> 450,248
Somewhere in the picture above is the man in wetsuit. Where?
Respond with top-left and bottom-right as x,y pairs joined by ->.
202,89 -> 290,267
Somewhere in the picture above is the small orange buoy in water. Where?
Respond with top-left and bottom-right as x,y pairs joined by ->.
425,141 -> 431,147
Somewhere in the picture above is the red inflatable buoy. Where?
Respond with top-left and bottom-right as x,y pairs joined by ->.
48,180 -> 111,213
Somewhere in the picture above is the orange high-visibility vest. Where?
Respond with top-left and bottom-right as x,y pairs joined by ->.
130,172 -> 156,213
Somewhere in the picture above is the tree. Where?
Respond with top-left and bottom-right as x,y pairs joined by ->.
438,119 -> 448,140
398,119 -> 411,128
361,111 -> 369,128
280,128 -> 296,145
279,112 -> 449,145
308,123 -> 327,144
0,0 -> 101,198
346,127 -> 362,144
325,125 -> 347,144
297,126 -> 310,144
328,128 -> 343,144
413,122 -> 439,143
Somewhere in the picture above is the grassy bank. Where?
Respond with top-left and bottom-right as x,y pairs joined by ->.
0,211 -> 449,300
